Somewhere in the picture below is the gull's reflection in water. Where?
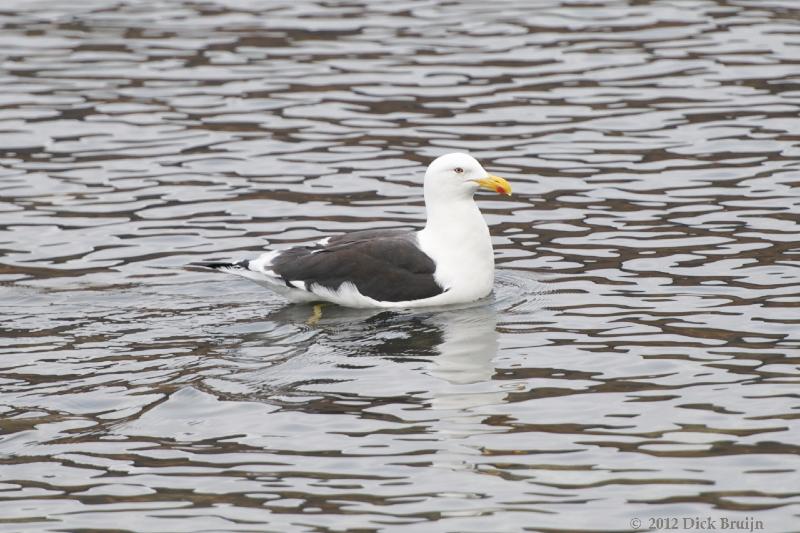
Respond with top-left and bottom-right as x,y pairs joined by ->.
426,304 -> 498,384
216,301 -> 505,412
419,304 -> 508,413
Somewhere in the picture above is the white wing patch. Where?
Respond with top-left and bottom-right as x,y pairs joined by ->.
307,281 -> 378,308
250,250 -> 281,277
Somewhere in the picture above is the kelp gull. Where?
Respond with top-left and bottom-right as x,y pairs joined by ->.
195,153 -> 511,308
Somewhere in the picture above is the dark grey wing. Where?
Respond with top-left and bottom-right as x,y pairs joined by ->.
271,234 -> 445,303
323,228 -> 411,247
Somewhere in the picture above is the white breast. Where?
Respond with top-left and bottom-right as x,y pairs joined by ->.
416,206 -> 495,304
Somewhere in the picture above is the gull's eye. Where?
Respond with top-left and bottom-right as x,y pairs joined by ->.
454,167 -> 464,174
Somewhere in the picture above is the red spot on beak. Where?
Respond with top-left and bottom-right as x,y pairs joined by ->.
495,186 -> 504,193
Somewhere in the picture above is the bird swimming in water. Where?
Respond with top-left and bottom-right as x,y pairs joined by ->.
194,152 -> 511,309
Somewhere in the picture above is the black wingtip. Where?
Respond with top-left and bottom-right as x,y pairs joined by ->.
189,260 -> 249,271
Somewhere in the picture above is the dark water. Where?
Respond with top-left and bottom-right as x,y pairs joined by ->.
1,1 -> 799,531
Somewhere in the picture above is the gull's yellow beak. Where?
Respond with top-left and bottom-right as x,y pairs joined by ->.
474,174 -> 512,196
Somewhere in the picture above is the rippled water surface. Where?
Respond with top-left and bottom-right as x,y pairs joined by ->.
2,1 -> 799,531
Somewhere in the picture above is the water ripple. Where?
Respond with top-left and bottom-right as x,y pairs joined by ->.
1,0 -> 799,531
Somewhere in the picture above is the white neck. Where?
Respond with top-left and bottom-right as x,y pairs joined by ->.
422,195 -> 486,239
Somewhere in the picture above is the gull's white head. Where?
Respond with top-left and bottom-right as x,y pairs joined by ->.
423,152 -> 511,202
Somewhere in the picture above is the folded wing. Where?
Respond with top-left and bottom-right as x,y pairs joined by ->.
269,230 -> 445,303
